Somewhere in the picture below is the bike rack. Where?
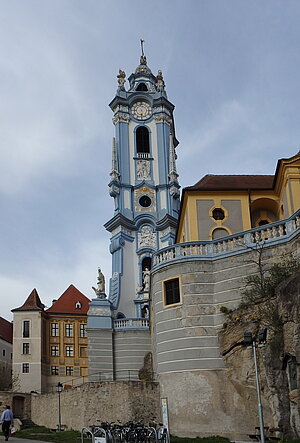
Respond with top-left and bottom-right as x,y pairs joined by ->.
81,426 -> 107,443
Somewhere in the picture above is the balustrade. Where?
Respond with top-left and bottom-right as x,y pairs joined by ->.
153,209 -> 300,269
114,318 -> 149,329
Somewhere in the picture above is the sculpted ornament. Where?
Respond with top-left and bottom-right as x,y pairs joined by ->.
138,225 -> 156,249
136,160 -> 150,180
155,114 -> 172,125
112,113 -> 130,125
92,268 -> 106,299
117,69 -> 126,87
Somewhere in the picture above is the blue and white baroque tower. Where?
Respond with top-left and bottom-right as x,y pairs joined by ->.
105,54 -> 180,320
87,54 -> 180,380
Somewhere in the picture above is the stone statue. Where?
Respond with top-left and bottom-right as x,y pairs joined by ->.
117,69 -> 126,87
92,268 -> 106,299
143,267 -> 150,292
156,70 -> 165,90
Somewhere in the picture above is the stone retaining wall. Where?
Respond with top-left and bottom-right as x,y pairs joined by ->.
31,381 -> 160,431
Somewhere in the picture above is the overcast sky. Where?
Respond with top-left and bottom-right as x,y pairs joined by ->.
1,0 -> 300,321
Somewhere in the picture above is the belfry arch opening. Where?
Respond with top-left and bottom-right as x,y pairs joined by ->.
136,127 -> 150,154
136,82 -> 148,91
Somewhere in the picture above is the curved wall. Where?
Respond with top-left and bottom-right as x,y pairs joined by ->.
151,233 -> 300,439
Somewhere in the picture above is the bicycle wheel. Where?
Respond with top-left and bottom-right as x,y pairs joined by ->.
146,428 -> 157,443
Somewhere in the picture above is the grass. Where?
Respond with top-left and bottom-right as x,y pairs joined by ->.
13,425 -> 300,442
14,425 -> 81,442
170,437 -> 230,443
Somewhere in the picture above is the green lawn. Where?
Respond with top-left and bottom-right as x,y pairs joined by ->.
13,425 -> 300,443
14,425 -> 81,442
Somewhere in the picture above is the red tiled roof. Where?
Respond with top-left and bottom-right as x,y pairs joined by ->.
187,174 -> 274,191
0,317 -> 13,344
46,284 -> 90,315
12,288 -> 44,312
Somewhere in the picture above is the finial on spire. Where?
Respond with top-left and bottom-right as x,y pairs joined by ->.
140,39 -> 147,65
140,39 -> 145,57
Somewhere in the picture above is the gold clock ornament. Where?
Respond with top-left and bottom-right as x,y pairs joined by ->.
131,101 -> 152,120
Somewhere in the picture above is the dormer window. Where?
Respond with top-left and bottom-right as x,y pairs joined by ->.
75,301 -> 82,309
136,82 -> 148,91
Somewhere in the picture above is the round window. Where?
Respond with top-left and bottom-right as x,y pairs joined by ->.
139,195 -> 152,207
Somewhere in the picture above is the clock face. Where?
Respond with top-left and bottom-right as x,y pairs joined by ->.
131,101 -> 152,120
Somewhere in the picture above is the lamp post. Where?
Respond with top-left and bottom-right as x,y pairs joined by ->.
222,328 -> 267,443
243,329 -> 267,443
56,382 -> 63,432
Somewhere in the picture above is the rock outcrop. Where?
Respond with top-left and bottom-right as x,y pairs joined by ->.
219,270 -> 300,440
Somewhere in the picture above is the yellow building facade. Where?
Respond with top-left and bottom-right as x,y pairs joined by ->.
12,285 -> 90,393
176,152 -> 300,242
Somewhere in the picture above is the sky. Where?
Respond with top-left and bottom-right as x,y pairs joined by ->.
1,0 -> 300,321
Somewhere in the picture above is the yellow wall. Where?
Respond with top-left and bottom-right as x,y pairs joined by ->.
46,314 -> 88,390
177,154 -> 300,242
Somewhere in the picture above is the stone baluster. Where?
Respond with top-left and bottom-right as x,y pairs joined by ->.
278,224 -> 284,236
271,226 -> 278,238
175,245 -> 181,257
254,231 -> 261,242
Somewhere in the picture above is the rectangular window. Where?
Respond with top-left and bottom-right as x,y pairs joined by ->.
51,366 -> 59,376
51,323 -> 59,337
66,366 -> 73,376
2,349 -> 5,357
65,346 -> 74,357
164,278 -> 180,305
51,346 -> 59,356
80,324 -> 87,338
22,343 -> 30,355
65,324 -> 73,337
79,347 -> 87,358
23,321 -> 30,338
22,363 -> 29,373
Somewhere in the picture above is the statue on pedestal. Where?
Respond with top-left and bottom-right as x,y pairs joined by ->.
143,267 -> 150,292
92,268 -> 106,299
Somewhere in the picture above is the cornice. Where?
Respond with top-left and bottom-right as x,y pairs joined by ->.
104,214 -> 136,233
156,214 -> 178,231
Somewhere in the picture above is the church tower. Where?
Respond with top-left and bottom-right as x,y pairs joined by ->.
87,50 -> 180,380
104,50 -> 180,319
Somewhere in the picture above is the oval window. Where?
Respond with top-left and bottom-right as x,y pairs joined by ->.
139,195 -> 152,207
212,208 -> 225,220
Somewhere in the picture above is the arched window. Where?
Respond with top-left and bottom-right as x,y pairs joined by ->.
136,127 -> 150,154
212,228 -> 229,240
136,82 -> 148,91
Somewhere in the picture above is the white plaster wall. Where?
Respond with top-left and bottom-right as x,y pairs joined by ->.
118,240 -> 139,317
12,311 -> 43,393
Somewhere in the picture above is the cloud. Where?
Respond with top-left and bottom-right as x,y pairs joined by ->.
2,236 -> 111,321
